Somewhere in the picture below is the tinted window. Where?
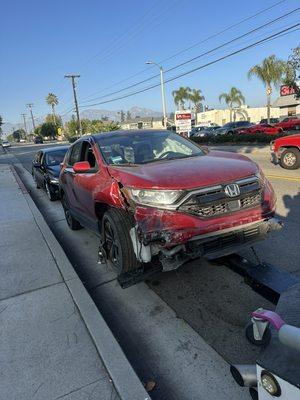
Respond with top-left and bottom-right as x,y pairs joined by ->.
69,143 -> 82,166
95,131 -> 204,165
45,148 -> 68,166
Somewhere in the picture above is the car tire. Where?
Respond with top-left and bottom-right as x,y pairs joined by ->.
280,148 -> 300,170
61,193 -> 82,230
45,181 -> 57,201
102,208 -> 140,274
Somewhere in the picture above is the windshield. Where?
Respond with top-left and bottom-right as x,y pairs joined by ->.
45,149 -> 68,166
96,131 -> 204,165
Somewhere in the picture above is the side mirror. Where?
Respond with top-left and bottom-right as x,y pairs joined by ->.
201,146 -> 209,154
73,161 -> 91,173
33,162 -> 42,168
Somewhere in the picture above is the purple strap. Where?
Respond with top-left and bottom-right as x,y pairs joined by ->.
251,309 -> 286,331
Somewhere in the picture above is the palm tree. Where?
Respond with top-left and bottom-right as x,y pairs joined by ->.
189,89 -> 205,112
248,55 -> 286,123
172,87 -> 191,110
46,93 -> 59,125
219,87 -> 245,122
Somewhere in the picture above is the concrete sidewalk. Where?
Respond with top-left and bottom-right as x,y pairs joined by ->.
0,164 -> 149,400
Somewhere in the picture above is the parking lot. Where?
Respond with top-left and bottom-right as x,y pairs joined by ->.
2,142 -> 300,399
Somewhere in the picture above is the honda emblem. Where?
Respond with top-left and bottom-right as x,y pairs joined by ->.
224,183 -> 240,197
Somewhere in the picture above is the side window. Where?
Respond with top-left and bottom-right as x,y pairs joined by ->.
34,151 -> 41,163
68,143 -> 82,166
80,141 -> 98,169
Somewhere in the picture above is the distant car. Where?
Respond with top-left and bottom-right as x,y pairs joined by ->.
260,118 -> 279,124
271,134 -> 300,169
237,123 -> 283,136
189,126 -> 206,137
2,140 -> 11,148
34,136 -> 43,144
274,117 -> 300,131
32,146 -> 69,200
19,139 -> 26,143
214,121 -> 252,135
192,126 -> 221,138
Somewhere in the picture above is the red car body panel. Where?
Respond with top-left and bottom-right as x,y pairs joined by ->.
273,133 -> 300,154
274,118 -> 300,131
60,131 -> 278,266
237,124 -> 282,135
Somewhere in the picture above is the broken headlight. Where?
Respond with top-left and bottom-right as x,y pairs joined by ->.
128,188 -> 182,206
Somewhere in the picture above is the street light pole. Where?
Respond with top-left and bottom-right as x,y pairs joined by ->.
146,61 -> 168,128
26,103 -> 36,131
64,74 -> 82,136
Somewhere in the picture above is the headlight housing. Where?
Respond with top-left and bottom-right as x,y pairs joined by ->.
49,177 -> 59,184
128,188 -> 182,206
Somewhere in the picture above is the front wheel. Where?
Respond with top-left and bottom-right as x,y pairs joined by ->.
102,208 -> 140,274
280,148 -> 300,170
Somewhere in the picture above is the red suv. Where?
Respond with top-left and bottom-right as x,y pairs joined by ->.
59,130 -> 280,275
274,117 -> 300,131
271,133 -> 300,169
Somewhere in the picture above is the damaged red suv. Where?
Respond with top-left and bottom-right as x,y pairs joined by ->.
59,130 -> 280,274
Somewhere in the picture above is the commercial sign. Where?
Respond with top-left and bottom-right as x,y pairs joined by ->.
280,85 -> 296,97
175,110 -> 192,134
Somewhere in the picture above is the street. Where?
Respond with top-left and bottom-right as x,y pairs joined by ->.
2,143 -> 299,399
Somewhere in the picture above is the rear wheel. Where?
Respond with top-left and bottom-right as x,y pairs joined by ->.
280,148 -> 300,170
102,208 -> 140,274
61,193 -> 82,230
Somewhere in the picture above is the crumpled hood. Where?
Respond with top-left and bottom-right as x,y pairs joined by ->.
107,150 -> 258,190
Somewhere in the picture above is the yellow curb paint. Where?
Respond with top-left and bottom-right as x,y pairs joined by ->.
266,174 -> 300,182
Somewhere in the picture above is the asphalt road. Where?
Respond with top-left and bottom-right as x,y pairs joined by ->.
3,142 -> 300,398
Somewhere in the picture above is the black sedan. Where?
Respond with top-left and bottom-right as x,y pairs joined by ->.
32,146 -> 69,200
214,121 -> 252,135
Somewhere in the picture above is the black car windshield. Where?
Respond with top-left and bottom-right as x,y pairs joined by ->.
45,149 -> 68,166
96,130 -> 204,165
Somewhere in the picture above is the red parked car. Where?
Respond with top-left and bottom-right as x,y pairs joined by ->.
274,117 -> 300,131
271,133 -> 300,169
237,123 -> 283,135
59,130 -> 280,275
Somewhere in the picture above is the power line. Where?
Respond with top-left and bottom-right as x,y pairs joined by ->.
78,0 -> 288,104
79,23 -> 300,108
79,9 -> 299,106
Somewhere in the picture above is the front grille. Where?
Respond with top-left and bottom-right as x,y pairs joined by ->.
178,176 -> 262,218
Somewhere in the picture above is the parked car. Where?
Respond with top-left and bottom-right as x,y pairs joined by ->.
1,140 -> 11,148
214,121 -> 253,135
192,126 -> 221,138
32,146 -> 69,200
270,134 -> 300,169
260,118 -> 279,124
237,123 -> 283,136
59,129 -> 280,275
34,136 -> 43,144
19,139 -> 26,143
274,117 -> 300,131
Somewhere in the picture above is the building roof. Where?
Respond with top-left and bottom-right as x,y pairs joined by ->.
273,94 -> 300,108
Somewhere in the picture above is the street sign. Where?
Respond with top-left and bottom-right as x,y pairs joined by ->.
175,110 -> 192,135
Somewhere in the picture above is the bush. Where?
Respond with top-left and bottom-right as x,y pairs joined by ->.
191,132 -> 288,145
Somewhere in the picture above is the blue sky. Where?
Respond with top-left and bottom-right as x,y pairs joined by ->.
0,0 -> 299,124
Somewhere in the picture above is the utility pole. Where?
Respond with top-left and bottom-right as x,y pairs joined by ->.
64,74 -> 82,136
26,103 -> 36,132
21,113 -> 28,135
146,61 -> 168,128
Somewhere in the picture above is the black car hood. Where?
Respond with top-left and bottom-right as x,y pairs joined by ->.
46,165 -> 60,177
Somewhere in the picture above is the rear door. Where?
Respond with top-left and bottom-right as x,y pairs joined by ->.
34,151 -> 44,187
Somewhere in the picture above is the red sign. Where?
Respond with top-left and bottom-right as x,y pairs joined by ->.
176,113 -> 192,120
280,85 -> 296,96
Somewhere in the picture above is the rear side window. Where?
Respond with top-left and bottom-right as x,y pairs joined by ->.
68,143 -> 82,166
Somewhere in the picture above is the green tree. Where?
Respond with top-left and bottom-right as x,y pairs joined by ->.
13,130 -> 21,141
248,55 -> 286,123
0,115 -> 3,138
46,93 -> 59,125
219,87 -> 245,122
126,111 -> 132,120
172,86 -> 192,110
7,134 -> 14,142
283,45 -> 300,98
39,122 -> 57,139
189,89 -> 205,112
45,113 -> 62,127
118,110 -> 125,122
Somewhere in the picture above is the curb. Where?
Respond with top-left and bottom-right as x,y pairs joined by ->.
12,164 -> 151,400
